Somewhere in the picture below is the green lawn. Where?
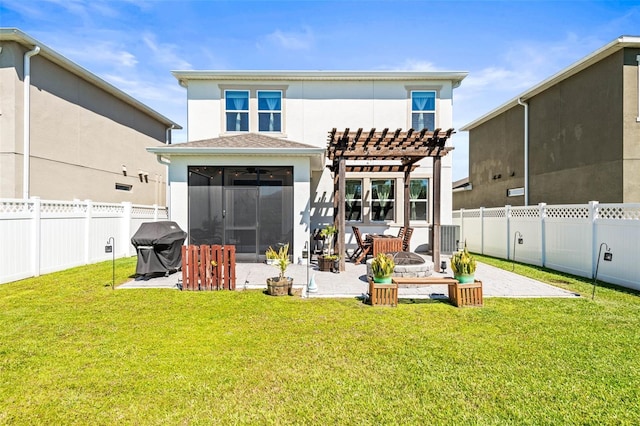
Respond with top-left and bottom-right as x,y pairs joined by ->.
1,257 -> 639,425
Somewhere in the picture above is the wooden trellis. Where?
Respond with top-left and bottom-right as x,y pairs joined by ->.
326,127 -> 455,271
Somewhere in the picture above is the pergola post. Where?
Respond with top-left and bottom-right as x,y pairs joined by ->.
337,158 -> 346,271
432,155 -> 442,269
403,167 -> 411,232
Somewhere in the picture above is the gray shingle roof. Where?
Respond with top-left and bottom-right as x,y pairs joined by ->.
170,133 -> 318,149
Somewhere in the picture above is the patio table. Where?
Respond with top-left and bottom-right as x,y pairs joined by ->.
367,235 -> 402,256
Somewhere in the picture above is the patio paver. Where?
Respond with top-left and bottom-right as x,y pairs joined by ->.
118,255 -> 580,300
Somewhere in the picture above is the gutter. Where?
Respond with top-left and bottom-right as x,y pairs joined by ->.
517,98 -> 529,206
23,45 -> 41,199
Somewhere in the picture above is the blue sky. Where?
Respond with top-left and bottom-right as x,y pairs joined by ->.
2,0 -> 639,180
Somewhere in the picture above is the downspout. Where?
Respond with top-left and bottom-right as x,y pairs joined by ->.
636,55 -> 640,122
156,154 -> 171,213
23,45 -> 41,199
517,98 -> 529,206
165,125 -> 173,145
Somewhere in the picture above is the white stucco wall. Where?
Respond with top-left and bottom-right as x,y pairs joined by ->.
167,154 -> 312,260
179,74 -> 459,255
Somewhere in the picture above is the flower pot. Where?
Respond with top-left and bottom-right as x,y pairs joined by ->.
373,275 -> 393,284
266,277 -> 293,296
455,274 -> 475,284
318,256 -> 335,272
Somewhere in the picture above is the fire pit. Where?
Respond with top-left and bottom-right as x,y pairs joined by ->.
366,252 -> 433,278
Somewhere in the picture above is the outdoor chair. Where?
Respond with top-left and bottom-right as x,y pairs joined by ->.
402,227 -> 414,251
397,227 -> 406,240
351,226 -> 372,264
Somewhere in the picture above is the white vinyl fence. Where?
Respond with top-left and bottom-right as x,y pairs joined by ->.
0,198 -> 168,284
453,202 -> 640,291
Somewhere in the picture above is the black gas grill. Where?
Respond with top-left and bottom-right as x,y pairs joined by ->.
131,221 -> 187,280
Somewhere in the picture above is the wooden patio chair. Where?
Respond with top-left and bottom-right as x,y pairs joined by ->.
402,227 -> 414,251
397,227 -> 406,240
351,226 -> 372,264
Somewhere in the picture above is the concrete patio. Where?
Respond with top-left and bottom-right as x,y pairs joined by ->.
118,255 -> 580,301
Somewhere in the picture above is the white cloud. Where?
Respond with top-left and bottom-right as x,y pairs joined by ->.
142,32 -> 192,70
389,59 -> 442,72
264,27 -> 314,50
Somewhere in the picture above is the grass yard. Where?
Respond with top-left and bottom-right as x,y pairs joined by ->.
1,257 -> 639,425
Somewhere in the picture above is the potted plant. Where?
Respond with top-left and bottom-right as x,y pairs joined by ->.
265,246 -> 279,265
318,253 -> 338,272
318,224 -> 339,271
370,252 -> 395,283
450,242 -> 476,284
320,224 -> 338,254
266,243 -> 293,296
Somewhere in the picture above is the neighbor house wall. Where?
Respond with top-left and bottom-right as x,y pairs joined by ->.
622,47 -> 640,203
456,48 -> 632,209
528,49 -> 624,205
0,40 -> 170,205
454,107 -> 525,209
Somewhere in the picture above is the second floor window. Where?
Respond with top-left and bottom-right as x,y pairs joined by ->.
258,91 -> 282,132
225,90 -> 249,132
411,91 -> 435,130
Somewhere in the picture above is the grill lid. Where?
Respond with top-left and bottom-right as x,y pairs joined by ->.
131,221 -> 187,247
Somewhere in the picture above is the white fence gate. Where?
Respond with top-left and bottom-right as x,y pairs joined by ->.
0,198 -> 168,284
453,202 -> 640,291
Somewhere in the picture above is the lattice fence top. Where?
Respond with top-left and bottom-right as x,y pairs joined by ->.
462,210 -> 482,218
546,206 -> 590,219
0,199 -> 31,214
41,201 -> 87,214
93,203 -> 125,215
598,205 -> 640,220
484,208 -> 506,218
511,206 -> 541,219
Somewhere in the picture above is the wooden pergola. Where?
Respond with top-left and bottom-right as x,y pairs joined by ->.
326,127 -> 454,271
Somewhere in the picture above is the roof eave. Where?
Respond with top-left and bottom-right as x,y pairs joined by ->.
172,70 -> 468,85
147,146 -> 326,170
461,35 -> 640,131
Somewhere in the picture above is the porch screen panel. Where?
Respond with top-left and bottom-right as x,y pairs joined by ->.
188,167 -> 223,245
258,167 -> 293,255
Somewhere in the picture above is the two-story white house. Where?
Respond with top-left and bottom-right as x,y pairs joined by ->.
148,71 -> 467,262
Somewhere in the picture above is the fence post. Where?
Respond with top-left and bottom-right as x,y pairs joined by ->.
31,197 -> 41,277
480,207 -> 485,255
505,205 -> 511,260
84,200 -> 92,265
539,203 -> 547,267
153,204 -> 159,221
589,200 -> 599,277
459,208 -> 464,249
122,202 -> 132,257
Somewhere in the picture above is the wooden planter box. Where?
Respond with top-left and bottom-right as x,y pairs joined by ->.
448,280 -> 483,307
368,279 -> 398,307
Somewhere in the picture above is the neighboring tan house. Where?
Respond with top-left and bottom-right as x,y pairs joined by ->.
0,28 -> 181,205
455,36 -> 640,210
148,70 -> 467,262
